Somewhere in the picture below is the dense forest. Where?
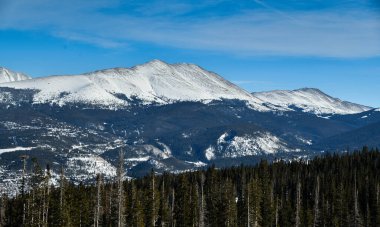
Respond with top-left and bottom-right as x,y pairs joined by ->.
1,147 -> 380,227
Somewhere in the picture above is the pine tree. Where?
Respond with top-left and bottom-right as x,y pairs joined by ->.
248,178 -> 262,227
1,148 -> 380,227
130,181 -> 144,227
218,177 -> 236,227
259,161 -> 274,227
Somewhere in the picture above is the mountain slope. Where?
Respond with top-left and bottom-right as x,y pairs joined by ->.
0,67 -> 31,83
313,121 -> 380,151
0,60 -> 267,110
252,88 -> 371,115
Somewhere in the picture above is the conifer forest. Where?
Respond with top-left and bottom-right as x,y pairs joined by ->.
1,148 -> 379,227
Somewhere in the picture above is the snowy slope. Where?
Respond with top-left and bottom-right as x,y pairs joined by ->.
0,67 -> 31,83
205,131 -> 293,160
252,88 -> 371,115
0,60 -> 267,110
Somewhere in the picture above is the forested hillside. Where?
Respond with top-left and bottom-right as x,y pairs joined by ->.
1,147 -> 379,227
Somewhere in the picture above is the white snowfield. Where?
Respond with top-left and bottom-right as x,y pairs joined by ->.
0,60 -> 267,110
0,67 -> 31,83
252,88 -> 371,115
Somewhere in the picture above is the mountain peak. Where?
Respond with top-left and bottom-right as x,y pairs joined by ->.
296,87 -> 324,93
147,59 -> 168,65
0,61 -> 266,110
0,67 -> 31,84
136,59 -> 171,70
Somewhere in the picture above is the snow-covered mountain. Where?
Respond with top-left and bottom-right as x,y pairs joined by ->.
0,60 -> 267,110
0,67 -> 31,83
1,61 -> 370,116
252,88 -> 371,115
1,60 -> 380,194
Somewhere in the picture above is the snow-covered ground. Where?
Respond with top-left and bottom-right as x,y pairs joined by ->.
252,88 -> 371,115
0,147 -> 35,155
205,132 -> 293,160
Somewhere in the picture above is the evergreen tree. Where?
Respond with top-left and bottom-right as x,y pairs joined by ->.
247,178 -> 261,227
1,148 -> 379,227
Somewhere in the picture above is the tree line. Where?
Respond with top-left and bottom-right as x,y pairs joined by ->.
0,147 -> 379,226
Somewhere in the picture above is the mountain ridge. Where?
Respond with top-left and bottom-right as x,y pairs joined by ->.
252,87 -> 371,115
0,60 -> 268,110
0,61 -> 372,116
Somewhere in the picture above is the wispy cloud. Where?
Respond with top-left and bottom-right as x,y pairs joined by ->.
1,0 -> 379,58
253,0 -> 298,22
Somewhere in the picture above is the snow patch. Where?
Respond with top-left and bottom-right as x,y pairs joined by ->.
295,136 -> 313,145
205,146 -> 216,160
185,161 -> 207,167
67,156 -> 116,179
0,147 -> 35,155
216,132 -> 291,158
127,156 -> 150,162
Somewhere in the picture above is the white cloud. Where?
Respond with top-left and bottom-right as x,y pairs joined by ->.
1,0 -> 379,58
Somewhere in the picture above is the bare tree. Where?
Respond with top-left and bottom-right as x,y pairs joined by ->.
150,169 -> 159,226
353,172 -> 363,227
247,184 -> 250,227
275,198 -> 279,227
199,173 -> 206,227
0,190 -> 6,226
117,149 -> 125,227
20,155 -> 29,226
94,174 -> 102,227
59,167 -> 66,226
313,176 -> 320,227
42,164 -> 51,227
295,178 -> 301,227
171,188 -> 175,227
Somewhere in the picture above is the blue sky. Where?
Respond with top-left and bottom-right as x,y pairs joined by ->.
0,0 -> 379,107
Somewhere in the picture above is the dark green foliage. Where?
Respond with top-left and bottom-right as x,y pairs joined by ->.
1,148 -> 380,226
